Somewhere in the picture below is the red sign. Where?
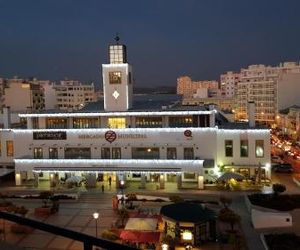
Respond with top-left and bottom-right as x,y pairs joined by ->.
105,130 -> 117,143
184,130 -> 192,138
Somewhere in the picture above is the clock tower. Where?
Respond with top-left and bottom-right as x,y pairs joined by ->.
102,36 -> 133,111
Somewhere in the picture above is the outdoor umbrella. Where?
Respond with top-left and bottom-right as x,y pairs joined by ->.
217,172 -> 245,182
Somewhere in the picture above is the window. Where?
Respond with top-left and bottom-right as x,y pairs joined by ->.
33,148 -> 43,159
112,148 -> 121,159
73,118 -> 99,128
46,118 -> 67,129
65,148 -> 91,159
167,148 -> 177,159
135,117 -> 162,128
132,148 -> 160,159
6,141 -> 14,157
184,148 -> 194,159
101,148 -> 111,159
240,140 -> 248,157
49,148 -> 58,159
169,116 -> 193,127
109,71 -> 122,84
225,140 -> 233,157
255,140 -> 264,158
108,117 -> 126,129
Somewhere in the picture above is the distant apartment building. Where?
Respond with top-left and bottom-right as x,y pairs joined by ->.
276,106 -> 300,140
177,76 -> 219,98
182,96 -> 235,113
3,77 -> 45,112
40,81 -> 56,110
55,80 -> 95,110
236,62 -> 300,124
220,71 -> 240,97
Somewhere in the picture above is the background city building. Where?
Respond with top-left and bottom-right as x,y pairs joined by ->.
54,80 -> 96,111
177,76 -> 219,98
236,62 -> 300,124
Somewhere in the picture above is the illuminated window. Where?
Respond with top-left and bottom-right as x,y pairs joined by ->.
109,71 -> 122,84
6,141 -> 14,157
46,118 -> 67,129
255,140 -> 264,158
169,116 -> 193,127
33,147 -> 43,159
240,140 -> 248,157
136,117 -> 162,128
108,117 -> 126,129
225,140 -> 233,157
73,118 -> 99,128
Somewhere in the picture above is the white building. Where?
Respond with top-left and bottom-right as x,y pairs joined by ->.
236,62 -> 300,124
0,40 -> 271,189
220,71 -> 240,98
55,80 -> 95,111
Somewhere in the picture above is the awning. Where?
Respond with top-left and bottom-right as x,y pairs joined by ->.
14,159 -> 204,173
125,218 -> 158,231
120,231 -> 160,243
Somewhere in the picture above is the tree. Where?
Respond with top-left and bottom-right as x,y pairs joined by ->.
220,196 -> 232,209
272,183 -> 286,197
218,208 -> 241,231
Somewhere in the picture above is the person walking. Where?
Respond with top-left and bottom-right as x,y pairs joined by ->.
108,176 -> 112,186
101,184 -> 104,193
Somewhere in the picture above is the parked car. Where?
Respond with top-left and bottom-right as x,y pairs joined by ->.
271,155 -> 284,164
273,164 -> 294,173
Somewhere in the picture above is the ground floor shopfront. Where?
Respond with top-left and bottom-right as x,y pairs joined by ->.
14,159 -> 208,190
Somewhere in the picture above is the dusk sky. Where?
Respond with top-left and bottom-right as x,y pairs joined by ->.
1,0 -> 300,88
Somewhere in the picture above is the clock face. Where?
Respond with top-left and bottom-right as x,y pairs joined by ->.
112,90 -> 120,99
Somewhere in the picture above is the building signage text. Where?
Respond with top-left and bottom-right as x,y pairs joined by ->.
78,132 -> 147,141
33,132 -> 67,140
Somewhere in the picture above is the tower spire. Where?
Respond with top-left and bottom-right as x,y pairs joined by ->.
114,33 -> 120,44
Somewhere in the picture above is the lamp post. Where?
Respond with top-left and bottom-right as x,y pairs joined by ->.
93,212 -> 99,238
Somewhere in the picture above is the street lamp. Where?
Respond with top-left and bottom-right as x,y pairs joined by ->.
93,212 -> 99,238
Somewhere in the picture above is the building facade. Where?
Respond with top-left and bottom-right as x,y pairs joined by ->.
276,106 -> 300,141
0,40 -> 271,189
220,71 -> 240,98
236,62 -> 300,124
177,76 -> 219,98
3,77 -> 45,112
54,80 -> 95,110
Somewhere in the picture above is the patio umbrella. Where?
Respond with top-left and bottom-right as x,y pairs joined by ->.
217,172 -> 245,182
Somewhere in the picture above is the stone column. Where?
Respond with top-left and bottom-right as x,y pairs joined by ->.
177,173 -> 182,189
86,173 -> 97,188
159,174 -> 165,189
50,173 -> 56,187
197,174 -> 204,189
15,171 -> 22,186
34,173 -> 39,187
140,174 -> 146,189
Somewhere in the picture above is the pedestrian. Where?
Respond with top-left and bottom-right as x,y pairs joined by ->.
101,184 -> 104,193
108,176 -> 112,186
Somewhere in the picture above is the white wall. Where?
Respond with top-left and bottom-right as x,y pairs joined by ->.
277,73 -> 300,110
252,209 -> 292,229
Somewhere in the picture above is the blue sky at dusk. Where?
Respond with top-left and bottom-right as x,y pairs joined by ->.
0,0 -> 300,87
